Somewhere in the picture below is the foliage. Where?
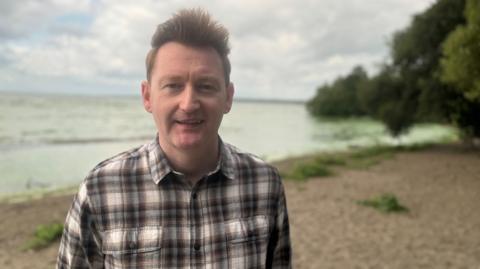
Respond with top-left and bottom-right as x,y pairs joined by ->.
354,66 -> 414,137
387,0 -> 480,138
357,66 -> 393,116
23,223 -> 64,250
307,0 -> 480,139
288,161 -> 333,181
345,145 -> 395,169
388,0 -> 466,121
446,96 -> 480,137
378,101 -> 416,137
280,143 -> 436,181
388,0 -> 480,139
439,0 -> 480,137
441,0 -> 480,120
349,145 -> 394,160
441,0 -> 480,101
357,193 -> 409,213
313,155 -> 347,166
307,66 -> 368,118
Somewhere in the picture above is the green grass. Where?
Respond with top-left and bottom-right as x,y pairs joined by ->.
0,185 -> 78,204
23,223 -> 64,250
313,155 -> 347,166
357,193 -> 409,213
279,142 -> 438,181
345,145 -> 396,169
349,145 -> 395,159
281,146 -> 392,180
283,153 -> 349,180
288,161 -> 333,181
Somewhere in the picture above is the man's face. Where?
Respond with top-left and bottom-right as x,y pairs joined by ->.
141,42 -> 234,152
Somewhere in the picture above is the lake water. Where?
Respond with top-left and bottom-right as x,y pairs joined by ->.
0,92 -> 457,195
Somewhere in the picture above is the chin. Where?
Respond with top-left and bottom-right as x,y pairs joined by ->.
174,137 -> 204,150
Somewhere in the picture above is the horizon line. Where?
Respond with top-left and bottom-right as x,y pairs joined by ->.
0,89 -> 307,104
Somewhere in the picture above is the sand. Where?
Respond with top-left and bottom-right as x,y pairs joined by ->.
0,144 -> 479,268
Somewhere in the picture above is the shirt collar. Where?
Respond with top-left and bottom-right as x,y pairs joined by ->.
147,135 -> 237,185
147,136 -> 173,185
218,138 -> 236,180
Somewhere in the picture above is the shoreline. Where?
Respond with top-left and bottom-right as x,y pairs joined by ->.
0,185 -> 78,204
1,142 -> 479,268
0,140 -> 460,203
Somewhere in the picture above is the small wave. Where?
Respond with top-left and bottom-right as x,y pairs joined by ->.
0,136 -> 154,150
47,135 -> 153,145
26,178 -> 50,189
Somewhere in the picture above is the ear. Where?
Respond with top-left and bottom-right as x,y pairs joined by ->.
224,82 -> 235,114
141,80 -> 152,113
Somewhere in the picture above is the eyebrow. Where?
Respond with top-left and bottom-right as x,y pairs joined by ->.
196,76 -> 221,83
160,75 -> 184,81
157,75 -> 185,85
159,75 -> 222,84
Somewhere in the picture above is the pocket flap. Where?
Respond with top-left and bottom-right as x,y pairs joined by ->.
225,215 -> 269,243
102,226 -> 163,255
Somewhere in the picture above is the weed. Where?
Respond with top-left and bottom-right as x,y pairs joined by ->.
279,143 -> 438,181
349,146 -> 394,159
357,193 -> 409,213
23,223 -> 64,250
288,161 -> 333,181
314,155 -> 347,166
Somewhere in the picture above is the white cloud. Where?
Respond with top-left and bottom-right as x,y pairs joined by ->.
0,0 -> 433,99
0,0 -> 91,39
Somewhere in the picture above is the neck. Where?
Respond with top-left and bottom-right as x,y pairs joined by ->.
159,137 -> 220,183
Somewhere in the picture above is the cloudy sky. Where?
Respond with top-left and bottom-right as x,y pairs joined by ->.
0,0 -> 433,101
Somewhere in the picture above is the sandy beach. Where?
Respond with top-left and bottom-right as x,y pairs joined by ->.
1,143 -> 479,269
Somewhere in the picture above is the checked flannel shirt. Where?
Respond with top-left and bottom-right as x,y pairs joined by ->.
56,136 -> 292,268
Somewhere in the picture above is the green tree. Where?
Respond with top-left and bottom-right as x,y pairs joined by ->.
389,0 -> 466,121
357,66 -> 415,137
308,0 -> 479,139
445,97 -> 480,137
441,0 -> 480,102
307,66 -> 368,117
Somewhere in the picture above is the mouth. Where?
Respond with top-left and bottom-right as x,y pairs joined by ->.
174,119 -> 204,126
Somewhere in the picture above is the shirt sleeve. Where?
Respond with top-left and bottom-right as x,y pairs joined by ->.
267,178 -> 292,268
56,182 -> 104,269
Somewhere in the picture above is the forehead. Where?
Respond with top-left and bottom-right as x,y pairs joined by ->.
152,42 -> 224,80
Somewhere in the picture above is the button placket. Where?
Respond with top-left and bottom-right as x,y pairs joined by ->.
190,183 -> 204,263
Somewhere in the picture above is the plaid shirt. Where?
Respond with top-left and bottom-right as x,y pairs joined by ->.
57,136 -> 291,269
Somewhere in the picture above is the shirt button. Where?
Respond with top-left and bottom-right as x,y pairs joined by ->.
129,241 -> 136,249
194,243 -> 201,251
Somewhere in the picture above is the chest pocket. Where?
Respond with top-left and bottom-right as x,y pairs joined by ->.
225,215 -> 270,269
225,215 -> 270,243
102,226 -> 163,255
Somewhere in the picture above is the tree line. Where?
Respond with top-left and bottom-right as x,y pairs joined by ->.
307,0 -> 480,139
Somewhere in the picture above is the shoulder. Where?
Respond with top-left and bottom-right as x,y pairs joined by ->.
84,142 -> 150,184
224,142 -> 270,165
222,142 -> 282,182
96,143 -> 147,170
221,143 -> 287,215
96,143 -> 148,169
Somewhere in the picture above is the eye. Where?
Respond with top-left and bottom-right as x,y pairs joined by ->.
198,83 -> 218,92
200,84 -> 213,90
163,83 -> 183,91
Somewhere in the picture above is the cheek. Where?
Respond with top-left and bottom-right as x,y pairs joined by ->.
151,107 -> 170,125
205,104 -> 224,117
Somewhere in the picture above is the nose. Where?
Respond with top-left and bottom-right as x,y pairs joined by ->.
179,84 -> 200,112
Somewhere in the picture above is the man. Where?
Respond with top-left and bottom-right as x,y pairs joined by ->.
57,8 -> 291,269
